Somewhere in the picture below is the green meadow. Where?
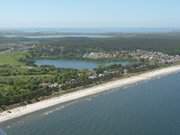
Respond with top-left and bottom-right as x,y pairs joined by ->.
0,52 -> 28,66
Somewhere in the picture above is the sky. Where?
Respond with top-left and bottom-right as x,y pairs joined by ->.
0,0 -> 179,28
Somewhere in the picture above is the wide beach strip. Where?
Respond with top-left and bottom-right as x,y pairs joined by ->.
1,65 -> 180,123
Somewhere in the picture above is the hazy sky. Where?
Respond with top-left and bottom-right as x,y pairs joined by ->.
0,0 -> 179,28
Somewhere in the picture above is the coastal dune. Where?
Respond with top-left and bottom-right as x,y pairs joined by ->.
1,65 -> 180,123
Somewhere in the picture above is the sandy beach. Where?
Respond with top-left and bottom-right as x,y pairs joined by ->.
1,65 -> 180,123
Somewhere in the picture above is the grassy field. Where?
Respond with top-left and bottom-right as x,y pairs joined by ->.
0,52 -> 28,66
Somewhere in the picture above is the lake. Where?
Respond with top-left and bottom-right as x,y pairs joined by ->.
1,72 -> 180,135
35,59 -> 130,69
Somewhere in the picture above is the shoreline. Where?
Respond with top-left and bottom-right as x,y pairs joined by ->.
1,65 -> 180,123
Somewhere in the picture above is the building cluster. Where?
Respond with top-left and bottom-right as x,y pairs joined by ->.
130,49 -> 180,64
83,49 -> 180,64
83,52 -> 118,59
40,83 -> 62,89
